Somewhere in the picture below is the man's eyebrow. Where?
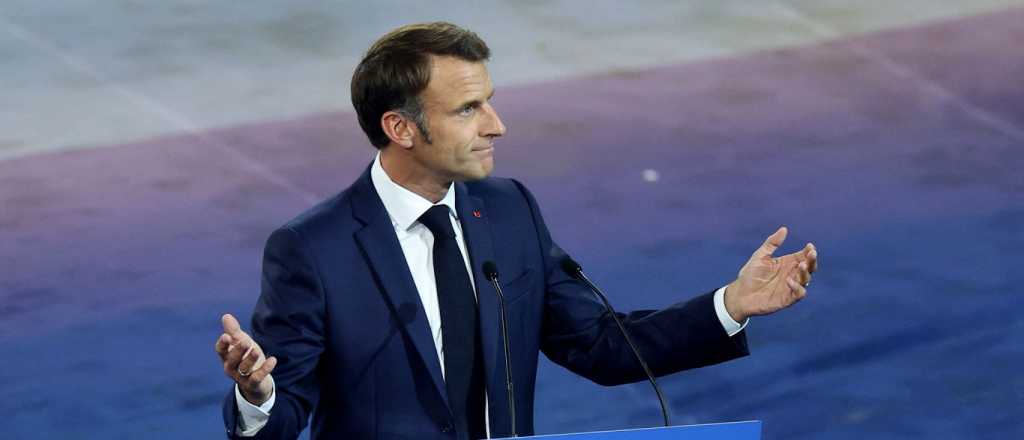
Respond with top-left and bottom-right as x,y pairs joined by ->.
453,90 -> 495,111
455,99 -> 483,110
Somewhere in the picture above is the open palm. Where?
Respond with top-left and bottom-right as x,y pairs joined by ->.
726,227 -> 817,321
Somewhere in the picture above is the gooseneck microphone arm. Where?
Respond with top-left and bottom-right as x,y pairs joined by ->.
482,261 -> 517,437
559,257 -> 671,427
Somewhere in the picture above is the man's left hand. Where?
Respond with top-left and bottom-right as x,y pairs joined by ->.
724,226 -> 818,322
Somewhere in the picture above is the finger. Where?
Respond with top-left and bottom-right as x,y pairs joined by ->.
786,277 -> 807,300
228,330 -> 253,352
222,314 -> 244,337
753,226 -> 788,259
236,345 -> 264,377
248,356 -> 278,384
222,317 -> 254,356
223,339 -> 252,374
797,261 -> 812,286
805,244 -> 818,273
215,333 -> 232,359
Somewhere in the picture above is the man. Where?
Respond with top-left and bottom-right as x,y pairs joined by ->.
215,22 -> 817,440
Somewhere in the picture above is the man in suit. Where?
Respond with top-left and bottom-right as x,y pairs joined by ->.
215,22 -> 817,439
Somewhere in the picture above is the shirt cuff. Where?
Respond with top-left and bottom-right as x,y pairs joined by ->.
235,376 -> 275,437
714,285 -> 748,337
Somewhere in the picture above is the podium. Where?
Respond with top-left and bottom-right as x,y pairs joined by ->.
493,421 -> 761,439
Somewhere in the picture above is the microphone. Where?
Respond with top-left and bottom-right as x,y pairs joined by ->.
482,261 -> 517,437
559,257 -> 671,427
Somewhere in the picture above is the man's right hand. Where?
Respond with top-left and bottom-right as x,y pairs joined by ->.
216,314 -> 277,406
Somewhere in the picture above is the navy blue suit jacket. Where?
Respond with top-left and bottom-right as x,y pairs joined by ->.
223,167 -> 749,439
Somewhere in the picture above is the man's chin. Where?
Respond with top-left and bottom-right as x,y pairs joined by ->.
457,164 -> 494,182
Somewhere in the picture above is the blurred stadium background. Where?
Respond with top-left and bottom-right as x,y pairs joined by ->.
1,1 -> 1022,438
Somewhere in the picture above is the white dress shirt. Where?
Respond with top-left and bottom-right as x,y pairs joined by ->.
235,153 -> 747,436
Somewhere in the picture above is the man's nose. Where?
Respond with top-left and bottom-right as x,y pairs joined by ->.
481,103 -> 506,138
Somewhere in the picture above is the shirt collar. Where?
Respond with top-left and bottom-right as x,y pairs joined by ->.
370,152 -> 457,231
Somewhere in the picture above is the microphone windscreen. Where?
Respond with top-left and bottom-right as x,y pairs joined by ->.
482,260 -> 499,280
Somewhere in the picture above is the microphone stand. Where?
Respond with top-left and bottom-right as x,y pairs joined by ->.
483,262 -> 517,437
562,258 -> 671,427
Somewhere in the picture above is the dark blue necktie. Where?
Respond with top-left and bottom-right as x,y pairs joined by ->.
418,205 -> 486,440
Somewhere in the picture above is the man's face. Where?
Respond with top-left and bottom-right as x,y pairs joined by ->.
410,55 -> 506,182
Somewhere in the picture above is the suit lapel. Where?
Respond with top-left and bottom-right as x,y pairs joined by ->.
350,168 -> 451,413
454,183 -> 506,427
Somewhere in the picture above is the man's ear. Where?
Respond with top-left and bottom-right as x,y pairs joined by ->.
381,111 -> 415,149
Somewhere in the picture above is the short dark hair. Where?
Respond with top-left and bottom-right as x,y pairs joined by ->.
351,22 -> 491,148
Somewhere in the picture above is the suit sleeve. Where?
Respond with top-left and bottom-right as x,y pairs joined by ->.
510,180 -> 750,386
223,226 -> 326,439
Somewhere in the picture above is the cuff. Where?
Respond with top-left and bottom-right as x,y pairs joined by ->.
235,376 -> 275,436
714,285 -> 748,337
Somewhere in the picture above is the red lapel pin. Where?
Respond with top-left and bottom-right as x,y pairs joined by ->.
472,210 -> 482,218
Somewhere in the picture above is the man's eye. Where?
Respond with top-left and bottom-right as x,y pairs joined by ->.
458,105 -> 475,116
